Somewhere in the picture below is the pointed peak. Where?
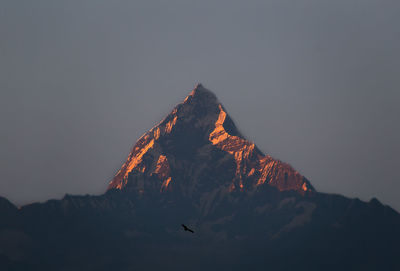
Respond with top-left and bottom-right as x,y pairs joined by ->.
192,83 -> 213,95
108,84 -> 315,196
184,83 -> 218,105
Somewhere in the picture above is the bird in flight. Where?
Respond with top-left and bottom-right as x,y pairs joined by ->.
181,224 -> 194,233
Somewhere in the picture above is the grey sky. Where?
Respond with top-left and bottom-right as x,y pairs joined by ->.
1,0 -> 399,210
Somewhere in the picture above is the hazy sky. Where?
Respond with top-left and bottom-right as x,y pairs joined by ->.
1,0 -> 399,210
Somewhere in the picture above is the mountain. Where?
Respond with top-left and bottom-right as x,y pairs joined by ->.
109,84 -> 313,197
0,84 -> 399,271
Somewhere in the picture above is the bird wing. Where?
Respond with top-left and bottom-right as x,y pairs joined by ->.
182,224 -> 194,233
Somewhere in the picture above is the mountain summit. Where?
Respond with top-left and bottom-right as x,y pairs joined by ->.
1,84 -> 399,271
108,84 -> 313,197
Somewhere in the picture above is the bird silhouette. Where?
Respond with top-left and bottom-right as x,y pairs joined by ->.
181,224 -> 194,233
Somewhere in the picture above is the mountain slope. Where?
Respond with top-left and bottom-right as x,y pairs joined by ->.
0,84 -> 399,271
108,84 -> 313,198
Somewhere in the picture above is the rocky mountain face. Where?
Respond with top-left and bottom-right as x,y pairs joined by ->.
109,84 -> 313,205
0,85 -> 399,271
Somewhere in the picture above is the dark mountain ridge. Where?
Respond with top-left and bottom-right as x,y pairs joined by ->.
1,84 -> 399,271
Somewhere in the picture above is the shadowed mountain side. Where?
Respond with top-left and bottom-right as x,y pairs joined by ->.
0,188 -> 399,271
